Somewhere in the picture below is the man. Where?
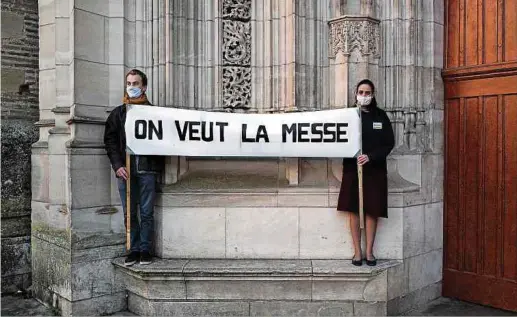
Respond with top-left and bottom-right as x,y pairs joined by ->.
104,69 -> 163,266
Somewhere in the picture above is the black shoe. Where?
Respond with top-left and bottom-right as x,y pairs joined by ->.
140,251 -> 152,265
124,251 -> 139,266
366,256 -> 377,266
352,258 -> 363,266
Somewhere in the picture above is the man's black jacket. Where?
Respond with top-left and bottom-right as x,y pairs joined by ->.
104,104 -> 164,174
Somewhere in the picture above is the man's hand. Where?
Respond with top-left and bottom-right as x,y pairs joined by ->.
357,154 -> 370,166
116,167 -> 128,180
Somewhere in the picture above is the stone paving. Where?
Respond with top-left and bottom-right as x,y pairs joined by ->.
2,293 -> 517,316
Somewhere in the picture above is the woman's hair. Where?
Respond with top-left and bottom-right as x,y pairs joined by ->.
354,79 -> 378,108
125,68 -> 148,87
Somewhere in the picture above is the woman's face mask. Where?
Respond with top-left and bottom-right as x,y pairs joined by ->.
357,95 -> 373,106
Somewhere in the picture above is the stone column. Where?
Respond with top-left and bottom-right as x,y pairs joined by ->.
328,16 -> 381,107
32,0 -> 146,315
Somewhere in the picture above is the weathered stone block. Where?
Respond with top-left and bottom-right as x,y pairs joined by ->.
312,268 -> 388,301
1,69 -> 25,93
186,278 -> 311,301
31,152 -> 50,202
72,243 -> 125,264
157,207 -> 226,258
1,216 -> 31,237
1,273 -> 31,293
226,208 -> 299,258
354,301 -> 387,316
183,259 -> 312,275
117,271 -> 186,300
250,301 -> 354,316
74,59 -> 109,106
2,121 -> 38,215
75,10 -> 105,63
1,11 -> 25,39
278,193 -> 328,207
387,260 -> 409,300
403,205 -> 426,258
38,69 -> 56,111
60,292 -> 127,316
425,203 -> 443,252
39,0 -> 55,26
71,259 -> 115,300
299,208 -> 352,259
129,293 -> 249,316
312,279 -> 368,301
408,250 -> 442,292
69,167 -> 112,209
373,208 -> 403,259
70,207 -> 112,233
31,236 -> 72,301
157,192 -> 277,208
31,203 -> 70,249
75,0 -> 109,16
1,236 -> 31,277
39,24 -> 56,70
387,281 -> 442,315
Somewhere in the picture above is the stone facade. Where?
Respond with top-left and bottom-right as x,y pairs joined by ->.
1,0 -> 39,293
31,0 -> 444,315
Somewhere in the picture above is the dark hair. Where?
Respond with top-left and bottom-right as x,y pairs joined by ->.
125,69 -> 148,86
355,79 -> 377,108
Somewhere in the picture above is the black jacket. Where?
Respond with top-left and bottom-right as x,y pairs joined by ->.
342,106 -> 395,167
104,104 -> 164,174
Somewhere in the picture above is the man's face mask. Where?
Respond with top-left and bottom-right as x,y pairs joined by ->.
357,95 -> 373,106
126,86 -> 142,98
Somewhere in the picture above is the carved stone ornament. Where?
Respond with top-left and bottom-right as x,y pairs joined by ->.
223,67 -> 251,109
223,21 -> 251,66
221,0 -> 252,110
329,17 -> 381,58
222,0 -> 251,20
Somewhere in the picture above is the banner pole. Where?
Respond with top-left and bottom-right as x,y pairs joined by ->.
125,153 -> 131,251
357,108 -> 365,229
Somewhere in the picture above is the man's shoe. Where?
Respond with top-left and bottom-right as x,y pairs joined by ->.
124,251 -> 139,266
140,251 -> 152,265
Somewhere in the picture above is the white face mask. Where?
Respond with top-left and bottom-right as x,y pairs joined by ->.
357,95 -> 373,106
126,86 -> 143,98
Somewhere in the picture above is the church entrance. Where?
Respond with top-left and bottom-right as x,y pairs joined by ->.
443,0 -> 517,311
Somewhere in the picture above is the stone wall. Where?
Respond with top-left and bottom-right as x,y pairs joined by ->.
1,0 -> 39,293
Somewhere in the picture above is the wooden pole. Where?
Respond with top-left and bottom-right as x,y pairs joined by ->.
358,164 -> 365,229
357,108 -> 365,229
125,154 -> 131,250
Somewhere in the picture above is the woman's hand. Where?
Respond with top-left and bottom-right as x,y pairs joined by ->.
357,154 -> 370,166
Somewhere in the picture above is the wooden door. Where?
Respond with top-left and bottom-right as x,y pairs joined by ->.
443,0 -> 517,311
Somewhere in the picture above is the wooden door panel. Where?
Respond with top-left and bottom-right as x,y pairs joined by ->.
504,0 -> 517,61
443,270 -> 517,310
446,0 -> 517,68
443,74 -> 517,311
503,94 -> 517,280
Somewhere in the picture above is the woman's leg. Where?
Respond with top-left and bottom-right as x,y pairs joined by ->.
349,212 -> 362,260
365,214 -> 378,260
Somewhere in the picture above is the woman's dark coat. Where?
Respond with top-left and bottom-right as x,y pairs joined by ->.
337,105 -> 395,218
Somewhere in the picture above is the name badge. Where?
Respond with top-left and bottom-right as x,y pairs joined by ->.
373,122 -> 383,129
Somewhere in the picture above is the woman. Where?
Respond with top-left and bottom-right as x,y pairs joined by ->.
337,79 -> 395,266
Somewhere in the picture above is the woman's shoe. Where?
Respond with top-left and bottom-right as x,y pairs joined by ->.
365,256 -> 377,266
351,258 -> 363,266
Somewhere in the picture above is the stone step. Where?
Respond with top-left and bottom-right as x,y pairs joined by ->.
113,258 -> 402,316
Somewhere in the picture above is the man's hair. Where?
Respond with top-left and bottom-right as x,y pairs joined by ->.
125,69 -> 148,86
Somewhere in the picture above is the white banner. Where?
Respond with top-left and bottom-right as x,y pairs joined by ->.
125,105 -> 361,158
